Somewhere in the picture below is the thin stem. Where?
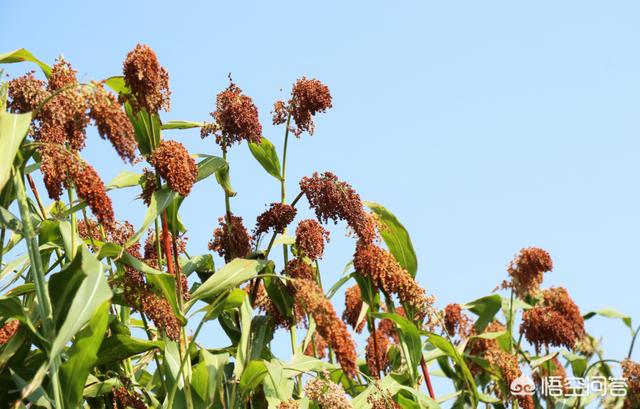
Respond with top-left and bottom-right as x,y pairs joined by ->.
0,228 -> 5,271
420,357 -> 436,399
140,313 -> 167,392
507,289 -> 515,352
67,187 -> 77,259
368,316 -> 381,379
628,324 -> 640,359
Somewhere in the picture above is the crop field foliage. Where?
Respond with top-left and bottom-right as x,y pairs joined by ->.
0,46 -> 637,409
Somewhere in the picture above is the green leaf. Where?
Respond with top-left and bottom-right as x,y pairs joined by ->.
0,206 -> 22,232
126,188 -> 177,247
561,352 -> 588,378
0,48 -> 52,77
469,330 -> 507,340
0,110 -> 31,191
191,350 -> 229,404
196,155 -> 227,182
583,308 -> 633,330
95,334 -> 163,366
106,171 -> 142,190
248,136 -> 282,181
427,333 -> 478,408
464,294 -> 502,333
59,301 -> 110,408
239,360 -> 268,395
283,353 -> 331,377
263,360 -> 294,402
186,259 -> 269,310
104,76 -> 129,94
49,247 -> 113,361
249,316 -> 275,361
162,120 -> 205,130
364,202 -> 417,277
374,312 -> 422,383
235,294 -> 253,378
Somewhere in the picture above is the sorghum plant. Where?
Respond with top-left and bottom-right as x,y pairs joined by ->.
0,46 -> 637,409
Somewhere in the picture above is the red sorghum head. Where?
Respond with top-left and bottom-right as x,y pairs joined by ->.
122,44 -> 170,114
342,284 -> 365,333
294,279 -> 357,377
87,82 -> 137,163
443,303 -> 473,340
295,219 -> 330,261
304,370 -> 353,409
299,172 -> 376,244
505,247 -> 553,298
209,214 -> 253,262
289,77 -> 332,136
0,321 -> 20,345
202,81 -> 262,151
149,140 -> 198,197
254,203 -> 297,236
521,287 -> 585,351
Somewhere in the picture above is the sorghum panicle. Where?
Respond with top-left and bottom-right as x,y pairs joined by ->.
304,371 -> 353,409
254,203 -> 297,236
289,77 -> 332,136
202,81 -> 262,151
353,242 -> 434,321
294,279 -> 357,377
520,287 -> 585,351
295,219 -> 330,261
505,247 -> 553,298
299,172 -> 376,244
122,44 -> 170,114
209,214 -> 253,262
0,321 -> 19,345
342,284 -> 365,333
443,303 -> 473,340
150,140 -> 198,197
87,82 -> 137,163
140,168 -> 157,206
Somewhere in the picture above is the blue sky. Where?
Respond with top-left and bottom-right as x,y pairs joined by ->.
2,0 -> 639,402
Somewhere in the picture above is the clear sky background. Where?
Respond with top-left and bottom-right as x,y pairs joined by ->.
2,0 -> 639,404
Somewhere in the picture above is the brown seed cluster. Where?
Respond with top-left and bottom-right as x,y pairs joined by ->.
122,44 -> 170,114
272,100 -> 288,125
69,158 -> 115,225
443,303 -> 473,339
366,326 -> 391,378
8,57 -> 138,224
367,394 -> 401,409
112,385 -> 147,409
342,284 -> 365,333
622,359 -> 640,409
304,371 -> 353,409
254,203 -> 297,236
521,287 -> 585,351
505,247 -> 553,298
278,400 -> 299,409
299,172 -> 376,244
87,82 -> 137,163
289,77 -> 333,136
209,214 -> 253,262
485,349 -> 532,409
285,258 -> 315,281
0,321 -> 20,345
7,72 -> 48,113
294,279 -> 357,377
202,81 -> 262,151
295,219 -> 330,260
150,140 -> 198,197
304,331 -> 328,359
353,242 -> 433,321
